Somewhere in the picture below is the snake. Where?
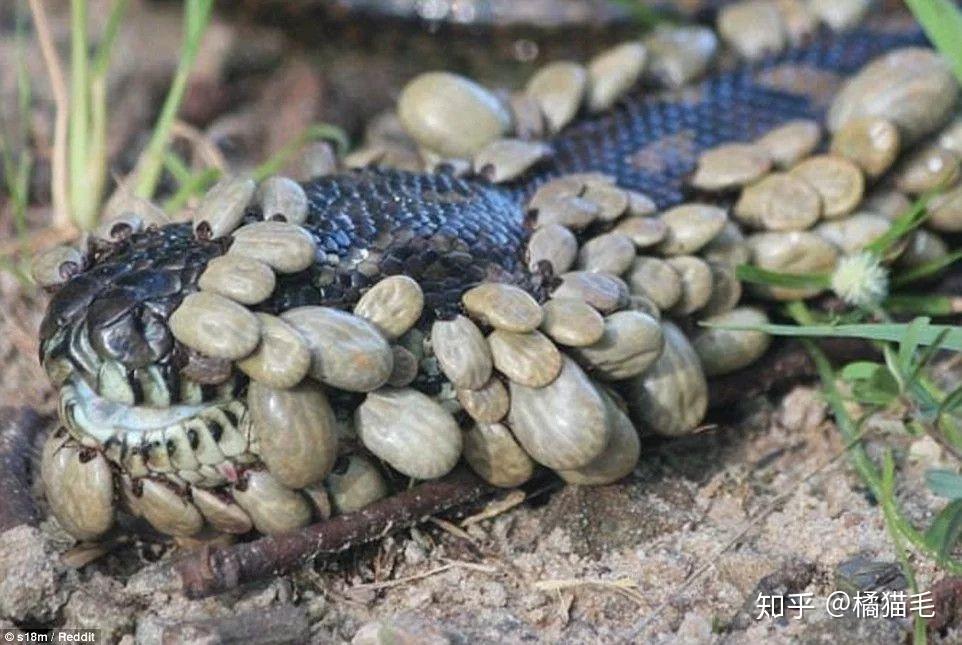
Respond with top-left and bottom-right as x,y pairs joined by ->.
30,3 -> 952,541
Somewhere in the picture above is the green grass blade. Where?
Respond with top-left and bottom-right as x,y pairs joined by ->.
608,0 -> 672,26
839,361 -> 884,381
925,499 -> 962,561
15,4 -> 31,142
163,151 -> 193,185
893,249 -> 962,287
907,328 -> 951,390
90,0 -> 129,77
13,151 -> 31,237
885,294 -> 962,316
905,0 -> 962,84
735,264 -> 830,290
162,167 -> 221,213
938,386 -> 962,421
84,77 -> 109,228
704,319 -> 962,352
804,340 -> 882,492
898,317 -> 931,376
133,0 -> 214,199
69,0 -> 92,228
251,123 -> 350,182
864,193 -> 931,256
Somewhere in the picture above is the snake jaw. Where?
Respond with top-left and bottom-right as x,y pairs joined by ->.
57,374 -> 254,484
58,377 -> 209,443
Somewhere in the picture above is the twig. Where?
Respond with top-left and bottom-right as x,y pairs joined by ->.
171,120 -> 229,172
351,560 -> 497,591
168,468 -> 499,598
27,0 -> 70,228
0,407 -> 51,532
461,489 -> 527,527
428,517 -> 476,542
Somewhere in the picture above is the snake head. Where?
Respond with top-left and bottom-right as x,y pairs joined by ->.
38,224 -> 240,442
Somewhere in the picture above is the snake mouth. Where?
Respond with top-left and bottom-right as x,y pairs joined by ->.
42,318 -> 250,453
42,307 -> 255,489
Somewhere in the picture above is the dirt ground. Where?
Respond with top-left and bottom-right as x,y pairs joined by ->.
3,375 -> 962,643
2,2 -> 962,643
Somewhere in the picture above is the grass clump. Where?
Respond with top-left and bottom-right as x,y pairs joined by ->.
18,0 -> 348,240
0,3 -> 35,282
720,182 -> 962,642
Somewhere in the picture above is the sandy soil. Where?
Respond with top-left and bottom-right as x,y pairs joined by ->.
2,379 -> 961,643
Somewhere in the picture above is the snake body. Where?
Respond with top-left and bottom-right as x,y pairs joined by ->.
41,21 -> 923,390
35,13 -> 939,539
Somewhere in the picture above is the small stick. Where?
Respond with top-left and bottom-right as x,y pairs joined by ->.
534,577 -> 645,606
350,560 -> 496,591
170,120 -> 230,172
27,0 -> 70,229
170,467 -> 497,598
0,407 -> 50,532
461,489 -> 527,527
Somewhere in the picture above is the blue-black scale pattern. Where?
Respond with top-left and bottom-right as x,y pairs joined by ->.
539,23 -> 925,205
39,19 -> 926,401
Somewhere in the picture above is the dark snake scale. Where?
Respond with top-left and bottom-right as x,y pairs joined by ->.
40,19 -> 925,406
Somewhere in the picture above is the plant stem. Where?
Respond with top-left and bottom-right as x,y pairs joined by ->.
83,77 -> 108,228
865,193 -> 932,256
893,250 -> 962,287
251,123 -> 349,182
793,305 -> 962,575
91,0 -> 129,77
80,0 -> 130,229
735,264 -> 830,290
69,0 -> 92,228
715,321 -> 962,353
880,451 -> 928,644
133,0 -> 213,199
885,295 -> 962,316
162,167 -> 221,213
905,0 -> 962,84
28,0 -> 71,228
163,151 -> 193,186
